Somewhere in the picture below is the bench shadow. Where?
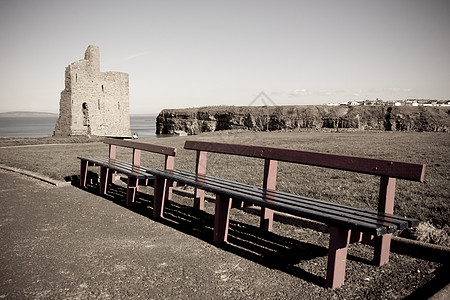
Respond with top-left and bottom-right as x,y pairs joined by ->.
160,200 -> 328,287
70,176 -> 372,287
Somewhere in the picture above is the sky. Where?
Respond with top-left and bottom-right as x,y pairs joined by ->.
0,0 -> 449,114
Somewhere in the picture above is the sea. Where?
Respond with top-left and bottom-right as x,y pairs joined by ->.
0,115 -> 157,138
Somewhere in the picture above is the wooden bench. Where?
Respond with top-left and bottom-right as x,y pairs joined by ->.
78,138 -> 177,206
146,140 -> 425,289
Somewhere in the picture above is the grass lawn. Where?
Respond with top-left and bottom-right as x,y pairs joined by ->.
1,131 -> 448,230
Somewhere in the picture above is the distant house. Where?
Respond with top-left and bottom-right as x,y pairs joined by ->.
405,99 -> 419,106
422,100 -> 438,107
324,98 -> 448,107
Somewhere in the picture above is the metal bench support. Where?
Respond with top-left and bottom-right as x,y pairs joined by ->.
260,158 -> 277,231
194,151 -> 207,210
213,194 -> 232,243
374,176 -> 396,266
126,177 -> 138,206
99,166 -> 110,195
80,159 -> 89,188
153,176 -> 169,218
326,226 -> 351,289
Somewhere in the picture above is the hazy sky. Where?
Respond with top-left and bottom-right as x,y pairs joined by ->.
1,0 -> 449,114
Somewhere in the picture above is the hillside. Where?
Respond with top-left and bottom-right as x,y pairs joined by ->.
156,105 -> 450,135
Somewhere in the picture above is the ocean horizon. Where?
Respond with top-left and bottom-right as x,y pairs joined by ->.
0,115 -> 157,138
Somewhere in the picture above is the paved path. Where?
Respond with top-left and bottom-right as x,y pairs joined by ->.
1,169 -> 448,299
0,169 -> 319,299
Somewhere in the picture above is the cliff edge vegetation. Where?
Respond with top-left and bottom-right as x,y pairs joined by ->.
156,105 -> 450,135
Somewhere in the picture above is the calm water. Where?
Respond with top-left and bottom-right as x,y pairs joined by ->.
130,115 -> 157,138
0,115 -> 157,138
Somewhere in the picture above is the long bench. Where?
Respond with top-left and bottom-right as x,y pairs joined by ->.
146,140 -> 425,289
78,138 -> 177,206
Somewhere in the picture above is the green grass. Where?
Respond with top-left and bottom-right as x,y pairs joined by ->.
0,135 -> 104,147
0,131 -> 448,230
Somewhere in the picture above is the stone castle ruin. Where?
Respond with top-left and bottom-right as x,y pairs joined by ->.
54,45 -> 131,137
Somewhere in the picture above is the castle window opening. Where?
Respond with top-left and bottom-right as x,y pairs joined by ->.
101,84 -> 104,92
98,99 -> 101,110
82,102 -> 89,126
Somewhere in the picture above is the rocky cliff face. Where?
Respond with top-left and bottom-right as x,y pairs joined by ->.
156,105 -> 450,135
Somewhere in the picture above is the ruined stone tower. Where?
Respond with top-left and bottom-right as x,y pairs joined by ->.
54,45 -> 131,137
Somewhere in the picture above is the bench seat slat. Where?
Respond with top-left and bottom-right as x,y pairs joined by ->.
91,158 -> 148,174
146,169 -> 414,236
173,170 -> 408,232
78,156 -> 147,174
175,170 -> 417,229
149,168 -> 385,236
78,156 -> 153,179
173,169 -> 415,230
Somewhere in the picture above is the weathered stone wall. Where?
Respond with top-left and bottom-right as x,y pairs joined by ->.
54,45 -> 131,137
156,105 -> 450,135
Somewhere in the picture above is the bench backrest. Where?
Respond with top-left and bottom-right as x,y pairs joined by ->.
184,140 -> 425,182
184,140 -> 426,215
105,138 -> 176,169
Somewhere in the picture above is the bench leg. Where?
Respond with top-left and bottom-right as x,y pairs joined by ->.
326,226 -> 351,289
213,194 -> 232,243
153,176 -> 168,218
260,207 -> 274,232
126,177 -> 138,206
80,160 -> 88,188
231,198 -> 242,208
168,184 -> 174,201
374,176 -> 395,266
99,166 -> 109,195
373,234 -> 392,266
194,187 -> 205,210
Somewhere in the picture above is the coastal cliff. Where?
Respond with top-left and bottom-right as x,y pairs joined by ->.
156,105 -> 450,135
